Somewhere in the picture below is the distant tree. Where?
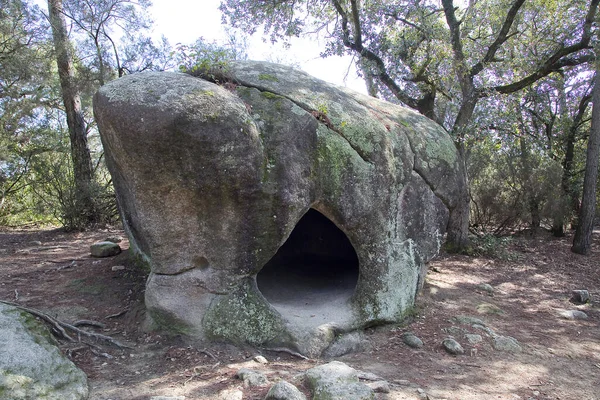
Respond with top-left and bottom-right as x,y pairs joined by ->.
61,0 -> 154,85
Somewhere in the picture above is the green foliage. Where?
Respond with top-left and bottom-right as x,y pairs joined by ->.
466,234 -> 517,261
175,36 -> 247,81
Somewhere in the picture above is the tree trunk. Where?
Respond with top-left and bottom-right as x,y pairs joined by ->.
48,0 -> 97,227
445,142 -> 471,252
572,69 -> 600,255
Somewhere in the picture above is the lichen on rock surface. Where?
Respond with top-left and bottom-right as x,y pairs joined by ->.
93,61 -> 460,355
0,303 -> 88,400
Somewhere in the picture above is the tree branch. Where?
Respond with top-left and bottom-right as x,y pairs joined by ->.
470,0 -> 525,77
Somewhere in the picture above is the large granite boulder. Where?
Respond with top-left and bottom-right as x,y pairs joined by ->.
94,61 -> 460,355
0,303 -> 88,399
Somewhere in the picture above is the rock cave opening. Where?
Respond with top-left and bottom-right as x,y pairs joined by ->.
257,209 -> 359,328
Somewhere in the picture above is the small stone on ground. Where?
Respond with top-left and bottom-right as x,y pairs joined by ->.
570,289 -> 591,304
402,332 -> 424,349
442,337 -> 465,355
236,368 -> 269,387
492,335 -> 522,353
477,283 -> 495,294
265,380 -> 307,400
558,309 -> 588,320
90,241 -> 121,257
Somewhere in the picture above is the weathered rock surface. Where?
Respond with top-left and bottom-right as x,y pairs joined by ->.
94,61 -> 461,353
265,380 -> 307,400
0,303 -> 88,400
402,332 -> 424,349
90,241 -> 121,257
236,368 -> 269,387
442,337 -> 464,355
305,361 -> 374,400
570,290 -> 591,304
492,335 -> 522,353
558,309 -> 589,320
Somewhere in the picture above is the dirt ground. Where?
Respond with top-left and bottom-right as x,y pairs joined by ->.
0,227 -> 598,400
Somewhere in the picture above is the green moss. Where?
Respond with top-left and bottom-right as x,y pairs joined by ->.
203,279 -> 286,346
260,91 -> 282,100
147,308 -> 193,336
258,73 -> 279,82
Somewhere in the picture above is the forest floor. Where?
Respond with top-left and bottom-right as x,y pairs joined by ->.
0,227 -> 598,400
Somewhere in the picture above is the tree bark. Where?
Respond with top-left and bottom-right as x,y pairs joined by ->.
572,69 -> 600,255
445,143 -> 471,251
48,0 -> 97,226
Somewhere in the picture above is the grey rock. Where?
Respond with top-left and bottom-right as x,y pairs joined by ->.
305,361 -> 374,400
0,303 -> 88,400
366,380 -> 390,393
442,337 -> 464,355
558,309 -> 588,320
492,335 -> 522,353
265,380 -> 307,400
111,265 -> 125,271
477,283 -> 494,294
90,241 -> 121,257
254,355 -> 268,364
30,240 -> 42,246
236,368 -> 269,387
570,290 -> 591,304
105,236 -> 123,243
471,324 -> 496,337
218,389 -> 243,400
464,333 -> 483,345
94,61 -> 461,353
323,331 -> 366,357
402,332 -> 424,349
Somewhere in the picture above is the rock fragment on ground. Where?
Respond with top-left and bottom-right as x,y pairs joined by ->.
464,333 -> 483,345
0,303 -> 89,399
265,380 -> 307,400
90,241 -> 121,257
366,380 -> 390,393
558,309 -> 588,320
254,355 -> 268,364
305,361 -> 374,400
218,388 -> 243,400
105,236 -> 123,243
570,289 -> 591,304
492,335 -> 522,353
150,397 -> 185,400
236,368 -> 269,387
477,283 -> 495,294
402,332 -> 424,348
442,337 -> 465,355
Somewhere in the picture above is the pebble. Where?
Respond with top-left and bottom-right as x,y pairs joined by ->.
366,380 -> 390,393
111,265 -> 125,271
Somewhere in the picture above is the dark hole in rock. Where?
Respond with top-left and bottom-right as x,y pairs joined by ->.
257,209 -> 359,328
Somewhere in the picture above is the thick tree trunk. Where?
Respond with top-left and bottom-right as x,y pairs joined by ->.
48,0 -> 97,226
572,70 -> 600,255
445,142 -> 471,252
